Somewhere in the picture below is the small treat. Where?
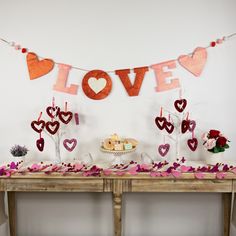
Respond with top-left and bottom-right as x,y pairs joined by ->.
111,133 -> 120,141
103,139 -> 114,150
125,138 -> 138,147
124,143 -> 132,150
114,143 -> 124,151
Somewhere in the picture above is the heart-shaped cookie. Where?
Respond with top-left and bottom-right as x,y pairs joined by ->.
27,52 -> 54,80
155,117 -> 167,130
187,138 -> 198,151
46,106 -> 60,119
45,121 -> 60,135
63,138 -> 77,152
36,137 -> 44,152
165,121 -> 174,134
31,120 -> 45,133
178,47 -> 207,77
158,144 -> 170,157
58,111 -> 73,124
174,99 -> 187,113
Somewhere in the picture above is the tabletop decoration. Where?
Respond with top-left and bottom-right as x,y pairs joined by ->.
202,129 -> 230,165
10,145 -> 28,163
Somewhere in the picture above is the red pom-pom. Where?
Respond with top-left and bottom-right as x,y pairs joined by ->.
210,41 -> 216,47
21,48 -> 27,53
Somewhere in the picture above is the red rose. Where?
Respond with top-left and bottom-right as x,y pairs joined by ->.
216,136 -> 227,147
209,130 -> 220,139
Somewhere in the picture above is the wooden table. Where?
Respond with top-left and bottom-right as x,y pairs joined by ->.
0,172 -> 235,236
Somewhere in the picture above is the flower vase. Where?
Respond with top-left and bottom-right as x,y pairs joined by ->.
12,156 -> 25,165
205,152 -> 224,165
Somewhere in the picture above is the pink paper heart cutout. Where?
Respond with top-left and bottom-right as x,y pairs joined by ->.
103,169 -> 112,176
172,170 -> 181,178
178,47 -> 207,77
216,172 -> 226,179
189,120 -> 196,132
150,172 -> 161,177
187,138 -> 198,151
63,138 -> 77,152
129,167 -> 138,175
158,144 -> 170,157
180,165 -> 191,173
195,172 -> 205,179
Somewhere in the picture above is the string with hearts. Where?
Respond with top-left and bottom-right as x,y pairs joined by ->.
31,98 -> 80,162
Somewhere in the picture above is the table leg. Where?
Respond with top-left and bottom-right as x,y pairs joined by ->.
7,192 -> 16,236
223,193 -> 231,236
113,192 -> 122,236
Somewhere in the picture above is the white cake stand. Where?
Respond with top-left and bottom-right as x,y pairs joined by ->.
100,147 -> 136,165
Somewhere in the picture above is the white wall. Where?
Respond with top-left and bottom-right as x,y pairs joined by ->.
0,0 -> 236,235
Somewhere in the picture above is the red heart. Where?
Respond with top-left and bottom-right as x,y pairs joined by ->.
187,138 -> 198,151
36,137 -> 44,152
181,120 -> 190,133
178,47 -> 207,77
189,120 -> 196,132
174,99 -> 187,113
46,106 -> 60,119
155,117 -> 167,130
59,111 -> 73,124
45,121 -> 60,135
165,121 -> 174,134
63,138 -> 77,152
31,120 -> 45,133
158,144 -> 170,157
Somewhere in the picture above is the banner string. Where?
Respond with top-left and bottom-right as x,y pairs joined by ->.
0,32 -> 236,74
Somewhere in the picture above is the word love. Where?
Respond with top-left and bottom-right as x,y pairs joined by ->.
27,47 -> 207,100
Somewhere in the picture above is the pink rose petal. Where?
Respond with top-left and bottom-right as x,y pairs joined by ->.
180,165 -> 191,173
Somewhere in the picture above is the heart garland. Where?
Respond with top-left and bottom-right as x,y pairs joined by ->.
155,117 -> 167,130
158,144 -> 170,157
46,106 -> 60,119
63,138 -> 77,152
174,99 -> 187,113
45,121 -> 60,135
187,138 -> 198,151
165,121 -> 174,134
36,137 -> 44,152
58,111 -> 73,124
31,120 -> 45,133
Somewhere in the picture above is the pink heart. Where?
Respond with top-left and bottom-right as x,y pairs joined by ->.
150,172 -> 161,177
161,171 -> 170,177
63,138 -> 77,152
187,138 -> 198,151
178,47 -> 207,77
172,170 -> 181,178
195,172 -> 205,179
216,172 -> 226,179
129,167 -> 138,175
103,169 -> 112,176
158,144 -> 170,157
180,165 -> 191,173
74,163 -> 83,171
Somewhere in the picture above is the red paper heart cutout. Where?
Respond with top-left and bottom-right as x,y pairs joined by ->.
181,120 -> 190,133
36,137 -> 44,152
158,144 -> 170,157
45,121 -> 60,135
46,106 -> 60,119
27,52 -> 54,80
58,111 -> 73,124
155,117 -> 167,130
187,138 -> 198,151
189,120 -> 196,132
174,99 -> 187,113
63,138 -> 77,152
31,120 -> 45,133
165,121 -> 174,134
178,47 -> 207,77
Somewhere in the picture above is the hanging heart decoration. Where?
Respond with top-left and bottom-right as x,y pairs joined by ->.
58,111 -> 73,124
36,137 -> 45,152
27,52 -> 54,80
46,106 -> 60,119
63,138 -> 77,152
155,117 -> 167,130
188,120 -> 196,132
31,120 -> 45,133
158,144 -> 170,157
181,120 -> 190,133
174,99 -> 187,113
165,121 -> 174,134
187,138 -> 198,151
45,121 -> 60,135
